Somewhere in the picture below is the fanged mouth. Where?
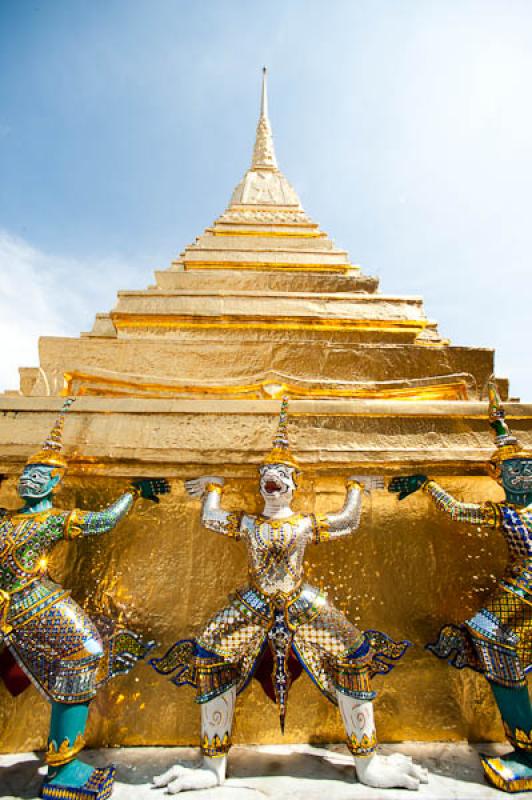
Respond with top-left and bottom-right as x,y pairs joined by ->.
264,479 -> 283,494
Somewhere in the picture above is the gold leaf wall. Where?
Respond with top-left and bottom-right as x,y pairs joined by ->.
0,473 -> 508,752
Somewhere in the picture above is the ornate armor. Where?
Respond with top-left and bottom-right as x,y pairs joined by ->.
152,399 -> 409,761
0,495 -> 149,704
0,398 -> 169,800
193,482 -> 379,709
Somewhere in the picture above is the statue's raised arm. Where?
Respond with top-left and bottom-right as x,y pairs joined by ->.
389,474 -> 500,528
184,475 -> 243,538
314,474 -> 384,542
64,478 -> 170,539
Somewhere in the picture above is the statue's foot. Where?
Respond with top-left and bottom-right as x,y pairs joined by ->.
47,757 -> 95,787
40,763 -> 115,799
481,750 -> 532,793
152,763 -> 219,794
355,753 -> 429,790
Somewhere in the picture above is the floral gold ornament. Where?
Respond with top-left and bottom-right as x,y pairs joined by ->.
46,733 -> 86,767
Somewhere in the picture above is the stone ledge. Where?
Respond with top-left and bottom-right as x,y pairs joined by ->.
1,397 -> 531,416
0,743 -> 525,799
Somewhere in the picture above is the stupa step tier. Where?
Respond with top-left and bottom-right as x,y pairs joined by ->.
22,332 -> 496,400
9,68 -> 507,403
105,289 -> 437,339
155,268 -> 379,293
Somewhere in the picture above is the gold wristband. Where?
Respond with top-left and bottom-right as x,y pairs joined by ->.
129,485 -> 143,500
205,482 -> 223,495
346,479 -> 363,491
64,508 -> 84,540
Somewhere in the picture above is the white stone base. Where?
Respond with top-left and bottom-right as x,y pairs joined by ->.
0,743 -> 528,799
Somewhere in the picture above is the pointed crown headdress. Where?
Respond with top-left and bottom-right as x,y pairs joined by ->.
262,397 -> 300,471
487,379 -> 530,465
26,398 -> 75,470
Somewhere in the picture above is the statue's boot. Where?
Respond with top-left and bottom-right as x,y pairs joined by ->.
152,686 -> 236,793
336,691 -> 428,790
480,682 -> 532,792
40,701 -> 115,800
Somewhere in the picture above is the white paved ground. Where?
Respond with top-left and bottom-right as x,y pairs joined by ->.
0,743 -> 528,799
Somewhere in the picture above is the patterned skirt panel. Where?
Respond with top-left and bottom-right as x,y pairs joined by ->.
467,586 -> 531,687
195,592 -> 266,702
7,588 -> 104,703
194,586 -> 372,703
429,584 -> 531,688
292,602 -> 372,701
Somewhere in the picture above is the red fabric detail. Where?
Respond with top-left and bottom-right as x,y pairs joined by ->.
252,644 -> 303,702
0,647 -> 31,696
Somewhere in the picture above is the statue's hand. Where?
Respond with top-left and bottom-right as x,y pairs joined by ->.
388,475 -> 427,500
184,476 -> 225,498
131,478 -> 170,504
348,475 -> 385,494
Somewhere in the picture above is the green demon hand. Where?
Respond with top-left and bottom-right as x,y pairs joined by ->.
131,478 -> 170,503
388,475 -> 427,500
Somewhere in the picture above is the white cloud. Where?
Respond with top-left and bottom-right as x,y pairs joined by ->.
0,230 -> 135,393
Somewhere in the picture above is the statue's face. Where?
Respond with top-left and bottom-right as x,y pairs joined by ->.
501,458 -> 532,505
18,464 -> 62,501
259,463 -> 297,505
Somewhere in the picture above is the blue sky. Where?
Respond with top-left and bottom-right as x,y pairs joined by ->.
1,0 -> 531,399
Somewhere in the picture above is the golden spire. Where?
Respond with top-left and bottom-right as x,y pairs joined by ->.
26,397 -> 75,470
229,67 -> 302,207
262,396 -> 300,470
486,379 -> 531,469
251,67 -> 278,171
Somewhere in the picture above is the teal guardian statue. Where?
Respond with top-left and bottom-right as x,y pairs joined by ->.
389,381 -> 532,793
0,399 -> 169,800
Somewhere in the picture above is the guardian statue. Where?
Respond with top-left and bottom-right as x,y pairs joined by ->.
0,399 -> 169,800
390,381 -> 532,792
152,399 -> 427,793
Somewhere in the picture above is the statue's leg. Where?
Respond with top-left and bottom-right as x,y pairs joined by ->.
46,701 -> 94,786
37,623 -> 116,798
460,595 -> 532,790
153,686 -> 236,794
336,691 -> 428,790
480,681 -> 532,791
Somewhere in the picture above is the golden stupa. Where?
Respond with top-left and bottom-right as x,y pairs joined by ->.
1,70 -> 531,752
